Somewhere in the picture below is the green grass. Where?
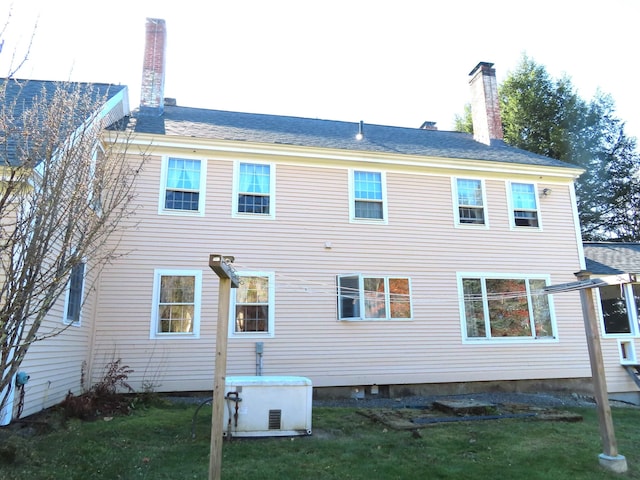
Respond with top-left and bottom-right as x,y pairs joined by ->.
2,402 -> 640,479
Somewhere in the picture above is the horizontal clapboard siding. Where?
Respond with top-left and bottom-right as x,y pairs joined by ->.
90,149 -> 599,395
18,267 -> 97,418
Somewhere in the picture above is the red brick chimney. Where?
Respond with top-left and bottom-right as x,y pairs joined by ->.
468,62 -> 503,145
140,18 -> 166,116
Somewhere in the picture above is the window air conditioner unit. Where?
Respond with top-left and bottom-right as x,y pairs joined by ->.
223,375 -> 312,437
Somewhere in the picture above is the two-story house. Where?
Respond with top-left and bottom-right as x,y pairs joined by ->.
11,18 -> 640,422
87,20 -> 594,403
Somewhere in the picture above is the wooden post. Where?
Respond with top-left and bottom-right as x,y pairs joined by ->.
575,271 -> 627,473
208,255 -> 239,480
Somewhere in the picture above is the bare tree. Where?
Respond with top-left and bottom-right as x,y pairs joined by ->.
0,79 -> 145,417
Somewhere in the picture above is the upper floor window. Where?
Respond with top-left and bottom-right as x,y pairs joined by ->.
459,274 -> 555,341
510,182 -> 539,228
230,272 -> 275,337
64,262 -> 86,326
350,170 -> 387,222
151,269 -> 202,338
337,274 -> 412,320
160,157 -> 206,215
454,178 -> 486,226
233,162 -> 275,218
597,284 -> 640,336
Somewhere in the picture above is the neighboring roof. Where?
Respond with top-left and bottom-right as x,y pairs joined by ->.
583,242 -> 640,275
1,78 -> 127,166
125,105 -> 579,170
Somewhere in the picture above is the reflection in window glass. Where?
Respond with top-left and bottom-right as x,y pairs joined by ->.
599,285 -> 631,334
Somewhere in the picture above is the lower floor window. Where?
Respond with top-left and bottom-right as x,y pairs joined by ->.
460,274 -> 554,340
64,262 -> 86,325
598,284 -> 640,335
337,274 -> 412,320
151,270 -> 202,337
231,272 -> 275,337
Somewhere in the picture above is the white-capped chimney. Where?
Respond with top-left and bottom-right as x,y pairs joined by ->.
469,62 -> 503,145
139,18 -> 166,116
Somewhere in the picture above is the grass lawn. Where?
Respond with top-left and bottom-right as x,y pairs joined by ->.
2,400 -> 640,479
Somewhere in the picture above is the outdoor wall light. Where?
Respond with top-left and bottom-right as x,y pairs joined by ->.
542,188 -> 552,197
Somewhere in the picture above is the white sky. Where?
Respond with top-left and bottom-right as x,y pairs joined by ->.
1,0 -> 639,139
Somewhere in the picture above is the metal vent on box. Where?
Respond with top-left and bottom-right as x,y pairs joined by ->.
268,409 -> 282,430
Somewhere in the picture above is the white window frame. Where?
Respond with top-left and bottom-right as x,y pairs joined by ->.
596,283 -> 640,338
63,262 -> 86,326
150,269 -> 202,339
452,177 -> 489,228
229,271 -> 275,338
348,169 -> 388,224
457,272 -> 557,343
507,181 -> 541,230
158,156 -> 207,216
232,161 -> 276,219
337,274 -> 413,321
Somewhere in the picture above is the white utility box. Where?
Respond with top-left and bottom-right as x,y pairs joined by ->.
223,375 -> 313,437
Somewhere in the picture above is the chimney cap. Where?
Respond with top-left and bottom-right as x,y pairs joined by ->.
469,62 -> 495,76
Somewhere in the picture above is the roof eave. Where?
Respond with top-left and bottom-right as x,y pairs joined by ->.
115,133 -> 584,180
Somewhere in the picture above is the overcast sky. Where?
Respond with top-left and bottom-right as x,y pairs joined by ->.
1,0 -> 638,139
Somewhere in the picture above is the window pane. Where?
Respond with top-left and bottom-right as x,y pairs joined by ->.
459,207 -> 485,224
529,279 -> 553,338
159,305 -> 194,333
167,158 -> 200,189
239,163 -> 270,194
338,275 -> 360,319
235,305 -> 269,332
463,278 -> 485,337
237,277 -> 269,303
354,171 -> 382,200
160,276 -> 195,303
165,191 -> 200,211
364,277 -> 386,318
600,285 -> 631,334
389,278 -> 411,318
511,183 -> 537,210
457,179 -> 483,206
486,279 -> 532,337
514,210 -> 539,227
238,194 -> 270,214
355,200 -> 383,219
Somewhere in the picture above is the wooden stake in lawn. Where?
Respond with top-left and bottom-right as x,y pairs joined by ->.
575,271 -> 627,474
545,273 -> 634,473
208,254 -> 240,480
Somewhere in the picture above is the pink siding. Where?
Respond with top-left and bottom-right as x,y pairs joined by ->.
91,149 -> 597,395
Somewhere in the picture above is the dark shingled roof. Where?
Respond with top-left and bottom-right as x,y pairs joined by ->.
126,105 -> 579,170
583,242 -> 640,275
1,78 -> 126,166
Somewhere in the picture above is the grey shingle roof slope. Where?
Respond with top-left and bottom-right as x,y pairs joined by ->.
1,78 -> 126,166
584,242 -> 640,275
126,105 -> 579,170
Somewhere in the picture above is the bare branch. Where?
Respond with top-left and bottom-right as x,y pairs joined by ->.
0,80 -> 146,414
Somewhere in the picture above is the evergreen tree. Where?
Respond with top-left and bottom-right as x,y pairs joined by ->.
457,55 -> 640,240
